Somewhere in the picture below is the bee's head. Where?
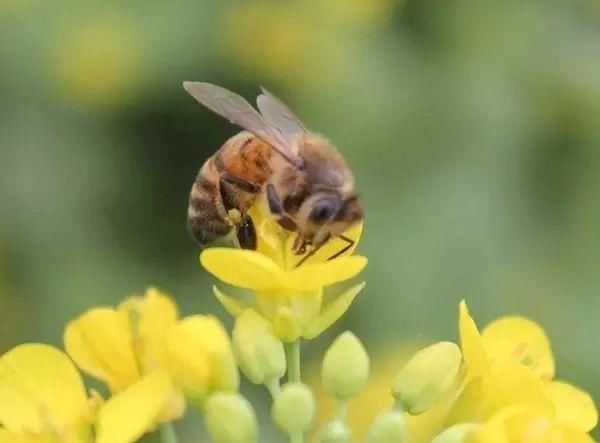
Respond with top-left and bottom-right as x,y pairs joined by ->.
299,193 -> 363,247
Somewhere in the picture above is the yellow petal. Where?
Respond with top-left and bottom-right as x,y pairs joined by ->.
482,316 -> 555,381
458,300 -> 490,379
554,425 -> 596,443
64,308 -> 140,392
287,256 -> 367,291
473,405 -> 531,443
446,362 -> 553,426
0,344 -> 88,434
213,286 -> 249,318
249,203 -> 286,266
118,288 -> 179,373
303,282 -> 365,339
476,405 -> 596,443
96,371 -> 172,443
200,248 -> 285,290
546,381 -> 598,432
285,221 -> 364,268
0,429 -> 21,443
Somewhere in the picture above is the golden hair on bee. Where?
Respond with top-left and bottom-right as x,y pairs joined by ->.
184,82 -> 363,265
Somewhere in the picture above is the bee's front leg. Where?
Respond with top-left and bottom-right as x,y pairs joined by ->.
266,183 -> 297,232
292,235 -> 307,255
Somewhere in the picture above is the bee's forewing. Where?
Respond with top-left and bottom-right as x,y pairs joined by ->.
257,87 -> 307,143
183,82 -> 302,166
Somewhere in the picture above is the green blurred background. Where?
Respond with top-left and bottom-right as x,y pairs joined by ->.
1,0 -> 600,440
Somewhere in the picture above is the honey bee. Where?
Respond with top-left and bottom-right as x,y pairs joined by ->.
184,82 -> 363,266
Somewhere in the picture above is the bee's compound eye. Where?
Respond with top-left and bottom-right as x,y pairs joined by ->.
309,198 -> 341,224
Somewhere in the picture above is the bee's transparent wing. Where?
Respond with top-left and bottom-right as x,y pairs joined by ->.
183,82 -> 302,167
257,87 -> 307,142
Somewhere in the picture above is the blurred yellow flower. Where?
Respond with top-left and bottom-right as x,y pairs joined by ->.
55,17 -> 139,107
222,3 -> 341,88
201,204 -> 366,342
316,0 -> 398,28
64,288 -> 185,422
450,301 -> 598,434
0,343 -> 172,443
221,0 -> 401,88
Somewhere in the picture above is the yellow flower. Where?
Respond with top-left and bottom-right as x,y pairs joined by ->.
201,204 -> 367,342
64,288 -> 185,422
310,302 -> 598,442
447,300 -> 598,435
0,344 -> 172,443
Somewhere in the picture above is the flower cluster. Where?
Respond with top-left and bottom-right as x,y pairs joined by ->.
0,199 -> 597,443
0,288 -> 243,443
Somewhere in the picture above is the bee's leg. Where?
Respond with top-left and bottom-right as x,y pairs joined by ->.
219,177 -> 242,224
295,234 -> 354,268
266,184 -> 297,231
326,234 -> 355,261
235,214 -> 257,250
219,177 -> 257,250
295,243 -> 322,267
293,235 -> 307,255
266,183 -> 283,213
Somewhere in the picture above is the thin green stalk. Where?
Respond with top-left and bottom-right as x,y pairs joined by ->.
266,378 -> 281,399
336,400 -> 348,421
285,340 -> 301,383
160,423 -> 179,443
285,340 -> 303,443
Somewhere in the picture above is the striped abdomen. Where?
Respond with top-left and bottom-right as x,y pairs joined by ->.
187,131 -> 274,245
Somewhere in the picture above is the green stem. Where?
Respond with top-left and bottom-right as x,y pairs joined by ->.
285,340 -> 302,443
266,378 -> 281,399
336,400 -> 348,421
285,340 -> 301,383
160,423 -> 179,443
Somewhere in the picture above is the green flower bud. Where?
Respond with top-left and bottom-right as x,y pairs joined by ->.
233,309 -> 286,385
204,393 -> 258,443
322,331 -> 369,399
430,424 -> 477,443
392,341 -> 461,415
366,411 -> 409,443
272,383 -> 315,434
319,420 -> 351,443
